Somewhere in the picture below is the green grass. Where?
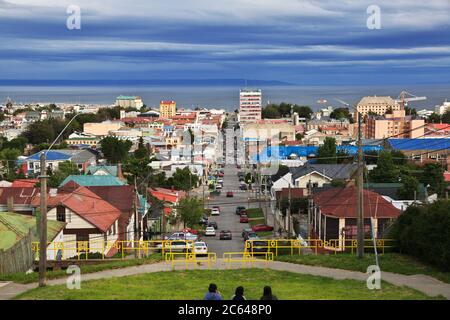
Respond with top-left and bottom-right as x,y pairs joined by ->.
275,253 -> 450,284
0,254 -> 162,284
15,268 -> 437,300
246,208 -> 264,219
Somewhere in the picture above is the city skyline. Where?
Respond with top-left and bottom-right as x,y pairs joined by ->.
0,1 -> 450,85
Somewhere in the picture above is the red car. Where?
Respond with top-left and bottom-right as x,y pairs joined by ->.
182,228 -> 198,234
239,215 -> 249,223
252,224 -> 274,232
226,191 -> 234,197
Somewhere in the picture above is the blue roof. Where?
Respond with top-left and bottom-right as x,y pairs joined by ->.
27,150 -> 72,161
388,138 -> 450,151
254,145 -> 383,162
60,175 -> 126,187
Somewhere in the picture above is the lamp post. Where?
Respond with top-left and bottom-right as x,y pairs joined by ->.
39,113 -> 80,287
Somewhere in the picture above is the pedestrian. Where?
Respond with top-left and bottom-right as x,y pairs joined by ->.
204,283 -> 222,300
260,286 -> 278,300
231,286 -> 246,301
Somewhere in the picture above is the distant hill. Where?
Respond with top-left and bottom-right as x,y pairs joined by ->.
0,79 -> 292,87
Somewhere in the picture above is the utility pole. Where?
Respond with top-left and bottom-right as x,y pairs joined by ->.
38,153 -> 48,287
307,179 -> 312,241
288,184 -> 292,237
356,111 -> 364,258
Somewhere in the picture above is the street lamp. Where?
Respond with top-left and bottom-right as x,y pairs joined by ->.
39,113 -> 80,287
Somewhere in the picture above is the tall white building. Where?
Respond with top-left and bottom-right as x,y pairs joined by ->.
435,100 -> 450,115
239,89 -> 262,123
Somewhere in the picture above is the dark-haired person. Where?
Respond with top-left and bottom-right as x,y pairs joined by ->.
231,286 -> 246,301
260,286 -> 278,300
204,283 -> 222,300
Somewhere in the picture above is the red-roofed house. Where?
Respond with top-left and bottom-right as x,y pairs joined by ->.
11,179 -> 39,188
312,186 -> 400,250
0,187 -> 39,214
32,186 -> 121,258
148,187 -> 186,231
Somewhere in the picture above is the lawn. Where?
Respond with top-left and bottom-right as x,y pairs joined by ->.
246,208 -> 264,219
275,253 -> 450,284
16,268 -> 437,300
0,254 -> 162,284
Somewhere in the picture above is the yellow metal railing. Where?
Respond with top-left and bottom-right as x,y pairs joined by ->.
222,251 -> 274,267
164,252 -> 217,268
244,238 -> 395,256
31,240 -> 195,260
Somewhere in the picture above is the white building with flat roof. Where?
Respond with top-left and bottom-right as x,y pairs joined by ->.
239,89 -> 262,123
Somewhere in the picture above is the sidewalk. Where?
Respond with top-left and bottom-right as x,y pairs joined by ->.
2,259 -> 449,300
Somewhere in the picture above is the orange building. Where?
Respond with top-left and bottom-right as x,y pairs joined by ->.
159,100 -> 176,118
365,109 -> 424,139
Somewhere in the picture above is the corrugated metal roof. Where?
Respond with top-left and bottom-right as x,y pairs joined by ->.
388,138 -> 450,151
59,175 -> 125,188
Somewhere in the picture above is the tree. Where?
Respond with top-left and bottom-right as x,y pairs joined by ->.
171,167 -> 199,191
363,150 -> 379,165
391,150 -> 407,166
420,163 -> 445,197
390,200 -> 450,271
177,196 -> 204,228
442,109 -> 450,124
292,105 -> 313,119
100,137 -> 132,164
330,108 -> 353,122
47,161 -> 80,188
2,137 -> 28,153
427,113 -> 441,124
262,105 -> 281,119
397,175 -> 420,199
134,137 -> 149,160
369,151 -> 399,183
295,133 -> 304,141
0,148 -> 21,178
316,137 -> 337,164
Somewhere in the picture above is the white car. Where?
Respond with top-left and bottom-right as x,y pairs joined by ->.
205,227 -> 216,236
211,208 -> 220,216
194,241 -> 208,255
156,240 -> 193,252
169,232 -> 198,241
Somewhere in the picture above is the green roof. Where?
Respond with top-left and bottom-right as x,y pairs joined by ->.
0,212 -> 65,250
60,175 -> 126,187
116,95 -> 138,100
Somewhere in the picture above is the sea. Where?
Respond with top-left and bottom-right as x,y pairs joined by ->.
0,83 -> 449,111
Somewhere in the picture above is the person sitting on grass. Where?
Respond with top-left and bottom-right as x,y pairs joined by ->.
260,286 -> 278,300
204,283 -> 222,300
231,286 -> 246,301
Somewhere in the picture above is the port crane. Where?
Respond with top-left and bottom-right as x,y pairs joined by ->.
395,90 -> 427,109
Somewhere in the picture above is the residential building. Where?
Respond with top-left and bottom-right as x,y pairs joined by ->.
83,120 -> 124,136
435,100 -> 450,115
59,175 -> 126,188
291,163 -> 358,189
66,132 -> 100,147
160,100 -> 177,118
387,138 -> 450,165
356,96 -> 401,119
239,89 -> 262,123
365,109 -> 425,139
23,149 -> 97,176
115,95 -> 144,109
312,186 -> 400,250
425,123 -> 450,137
0,187 -> 39,214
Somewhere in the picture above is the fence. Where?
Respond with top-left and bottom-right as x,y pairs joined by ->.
164,252 -> 217,268
0,229 -> 34,275
244,238 -> 395,256
222,252 -> 274,267
31,240 -> 195,260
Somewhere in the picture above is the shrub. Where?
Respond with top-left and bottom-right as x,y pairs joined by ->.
390,200 -> 450,271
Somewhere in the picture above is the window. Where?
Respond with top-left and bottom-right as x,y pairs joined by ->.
56,206 -> 66,222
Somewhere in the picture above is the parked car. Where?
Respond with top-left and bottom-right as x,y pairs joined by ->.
235,206 -> 246,215
240,215 -> 249,223
236,165 -> 241,169
226,191 -> 234,197
205,227 -> 216,236
212,206 -> 220,212
247,240 -> 269,253
199,215 -> 209,225
244,231 -> 259,241
211,208 -> 220,216
169,232 -> 198,241
242,228 -> 253,238
194,241 -> 208,256
156,240 -> 193,252
182,228 -> 198,235
207,221 -> 218,229
252,224 -> 274,232
219,230 -> 232,240
239,184 -> 248,190
215,184 -> 223,190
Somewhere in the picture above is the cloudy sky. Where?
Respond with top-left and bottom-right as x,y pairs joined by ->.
1,0 -> 450,84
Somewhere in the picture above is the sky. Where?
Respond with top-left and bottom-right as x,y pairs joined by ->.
1,0 -> 450,85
